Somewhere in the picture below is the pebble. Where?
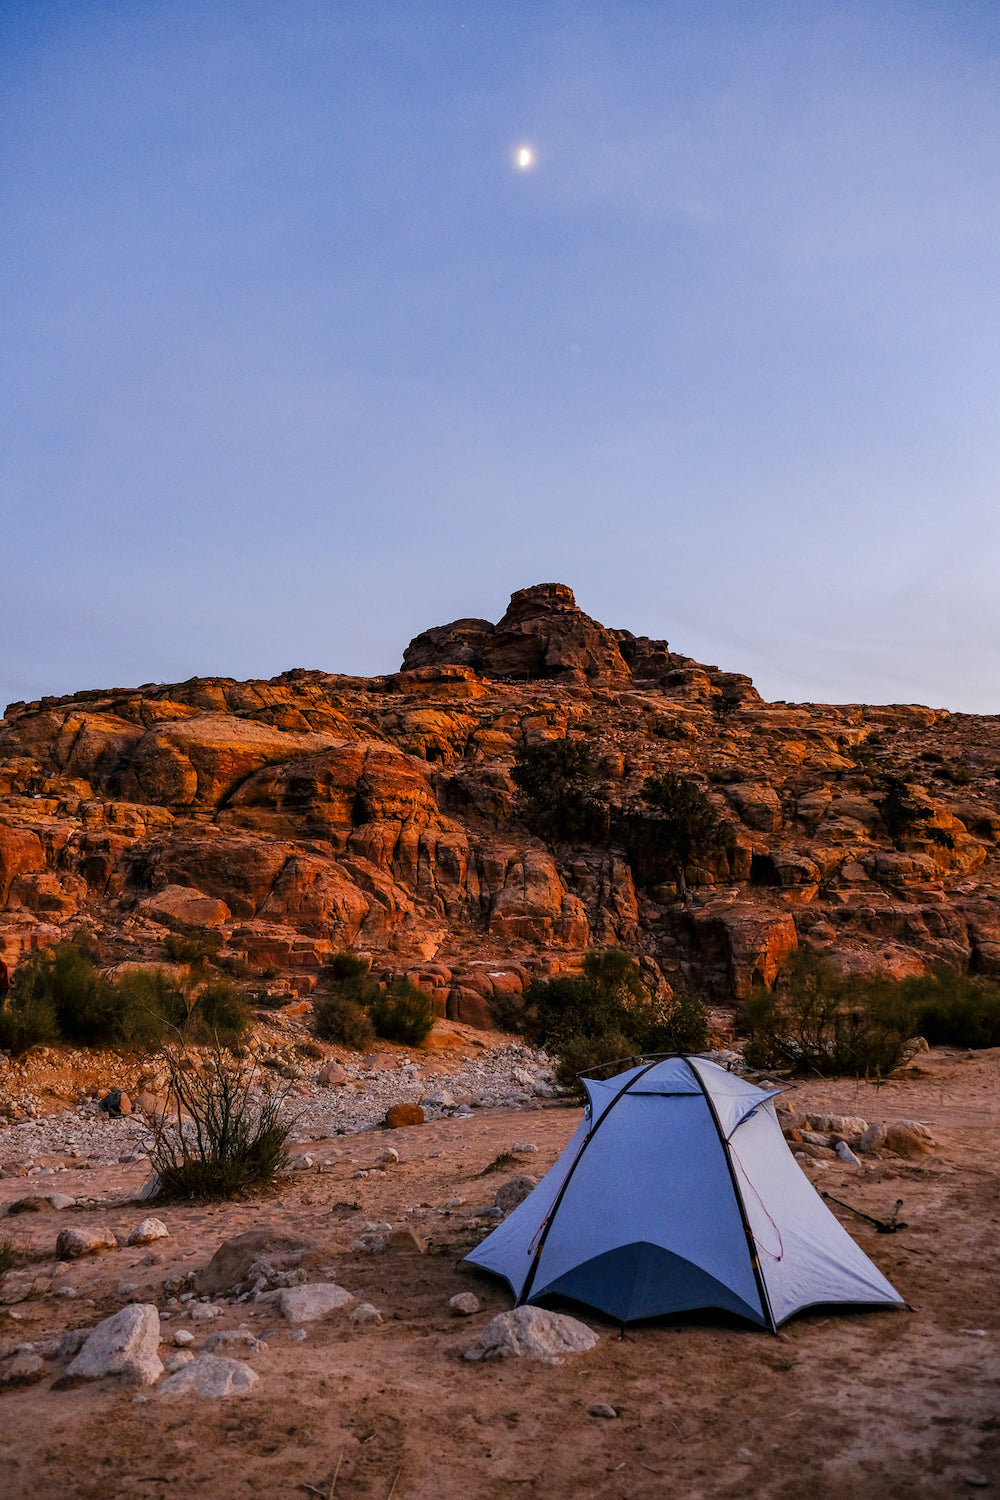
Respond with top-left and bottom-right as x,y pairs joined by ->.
589,1404 -> 617,1419
449,1293 -> 480,1317
174,1330 -> 194,1347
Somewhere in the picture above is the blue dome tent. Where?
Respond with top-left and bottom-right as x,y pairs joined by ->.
464,1056 -> 904,1330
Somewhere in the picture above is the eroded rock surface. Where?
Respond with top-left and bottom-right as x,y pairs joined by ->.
3,581 -> 1000,1011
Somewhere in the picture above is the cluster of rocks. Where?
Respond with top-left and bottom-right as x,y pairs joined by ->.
775,1101 -> 937,1167
0,1196 -> 607,1401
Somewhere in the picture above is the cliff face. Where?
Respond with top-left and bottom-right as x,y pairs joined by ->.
3,583 -> 1000,1023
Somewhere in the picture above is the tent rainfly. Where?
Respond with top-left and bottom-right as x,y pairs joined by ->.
464,1055 -> 905,1330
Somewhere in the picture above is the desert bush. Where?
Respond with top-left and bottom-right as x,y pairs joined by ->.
735,951 -> 917,1077
321,952 -> 371,984
6,943 -> 115,1046
620,772 -> 736,897
0,987 -> 60,1054
110,967 -> 187,1047
369,981 -> 435,1046
187,977 -> 251,1047
312,992 -> 376,1050
163,931 -> 222,967
897,969 -> 1000,1049
148,1047 -> 291,1200
524,949 -> 709,1088
553,1030 -> 639,1093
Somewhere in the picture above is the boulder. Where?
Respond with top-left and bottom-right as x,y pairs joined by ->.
385,1103 -> 424,1129
464,1305 -> 599,1362
277,1283 -> 355,1322
386,1227 -> 426,1254
883,1120 -> 936,1158
158,1354 -> 259,1398
0,1350 -> 46,1388
316,1060 -> 348,1087
194,1231 -> 314,1296
67,1304 -> 163,1386
494,1175 -> 539,1214
56,1225 -> 118,1260
127,1217 -> 169,1246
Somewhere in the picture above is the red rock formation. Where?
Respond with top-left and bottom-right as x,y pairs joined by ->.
3,585 -> 1000,1021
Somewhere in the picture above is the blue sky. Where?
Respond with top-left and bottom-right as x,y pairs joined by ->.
4,1 -> 1000,713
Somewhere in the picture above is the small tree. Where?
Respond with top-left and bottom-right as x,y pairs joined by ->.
511,738 -> 609,844
622,772 -> 736,899
876,776 -> 931,849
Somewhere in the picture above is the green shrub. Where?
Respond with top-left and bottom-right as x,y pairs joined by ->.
897,969 -> 1000,1049
523,949 -> 709,1088
147,1048 -> 291,1201
0,988 -> 60,1054
163,931 -> 222,966
7,944 -> 114,1045
511,738 -> 610,843
321,952 -> 371,984
553,1030 -> 639,1094
189,978 -> 251,1047
312,992 -> 376,1050
111,967 -> 187,1047
735,951 -> 917,1077
369,982 -> 435,1047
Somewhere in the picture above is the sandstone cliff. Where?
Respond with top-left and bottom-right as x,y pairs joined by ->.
3,583 -> 999,1024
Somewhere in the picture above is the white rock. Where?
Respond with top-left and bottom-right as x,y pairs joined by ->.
464,1305 -> 599,1363
158,1354 -> 259,1398
173,1329 -> 194,1347
835,1141 -> 862,1166
127,1217 -> 169,1246
858,1121 -> 887,1153
190,1302 -> 224,1321
67,1304 -> 164,1386
277,1284 -> 355,1322
349,1302 -> 383,1325
449,1293 -> 480,1317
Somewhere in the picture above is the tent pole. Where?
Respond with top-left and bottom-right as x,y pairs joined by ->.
517,1056 -> 664,1308
680,1056 -> 778,1334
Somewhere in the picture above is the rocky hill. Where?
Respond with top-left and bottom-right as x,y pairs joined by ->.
2,583 -> 1000,1024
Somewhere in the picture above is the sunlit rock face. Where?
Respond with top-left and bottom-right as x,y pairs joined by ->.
3,582 -> 1000,1020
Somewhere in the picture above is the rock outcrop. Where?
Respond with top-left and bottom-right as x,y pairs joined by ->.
3,583 -> 1000,1017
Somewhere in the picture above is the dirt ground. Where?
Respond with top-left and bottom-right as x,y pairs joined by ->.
1,1047 -> 998,1500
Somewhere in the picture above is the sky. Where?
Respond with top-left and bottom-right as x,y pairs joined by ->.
3,0 -> 1000,714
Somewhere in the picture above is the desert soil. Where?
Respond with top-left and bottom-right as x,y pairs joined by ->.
1,1045 -> 998,1500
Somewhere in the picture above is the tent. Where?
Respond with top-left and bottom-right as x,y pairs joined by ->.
464,1055 -> 904,1330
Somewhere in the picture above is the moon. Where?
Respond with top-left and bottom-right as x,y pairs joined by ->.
515,144 -> 535,170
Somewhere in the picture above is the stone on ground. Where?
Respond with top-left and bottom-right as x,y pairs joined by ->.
450,1293 -> 480,1316
194,1230 -> 314,1296
385,1103 -> 424,1128
494,1175 -> 539,1213
127,1217 -> 169,1246
66,1304 -> 163,1386
0,1350 -> 46,1388
464,1305 -> 599,1363
56,1225 -> 118,1260
158,1354 -> 259,1398
277,1283 -> 354,1322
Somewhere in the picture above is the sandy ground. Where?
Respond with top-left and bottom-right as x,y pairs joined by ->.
1,1046 -> 998,1500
